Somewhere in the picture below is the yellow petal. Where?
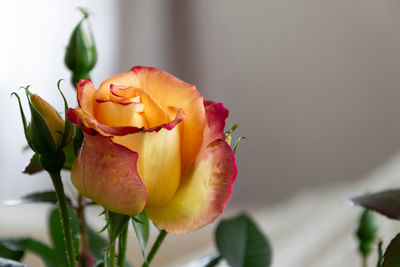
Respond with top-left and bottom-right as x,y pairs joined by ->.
146,140 -> 237,234
30,94 -> 65,148
77,79 -> 96,116
112,125 -> 182,208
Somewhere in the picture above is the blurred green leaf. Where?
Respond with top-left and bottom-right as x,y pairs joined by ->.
377,239 -> 383,267
382,233 -> 400,266
87,225 -> 107,259
48,207 -> 79,264
216,213 -> 272,267
0,257 -> 27,266
23,153 -> 43,174
0,238 -> 60,267
3,191 -> 71,206
132,211 -> 149,260
351,189 -> 400,220
0,241 -> 24,261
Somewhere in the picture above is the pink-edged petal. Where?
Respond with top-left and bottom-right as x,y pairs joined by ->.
131,66 -> 205,174
146,139 -> 237,234
77,79 -> 96,116
203,100 -> 229,148
67,107 -> 185,136
71,133 -> 147,216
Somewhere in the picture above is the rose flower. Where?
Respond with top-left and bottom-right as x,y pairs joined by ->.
67,66 -> 237,234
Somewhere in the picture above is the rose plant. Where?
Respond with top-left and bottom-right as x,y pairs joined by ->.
67,66 -> 238,234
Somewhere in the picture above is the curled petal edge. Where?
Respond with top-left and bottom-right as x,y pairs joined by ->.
66,107 -> 185,136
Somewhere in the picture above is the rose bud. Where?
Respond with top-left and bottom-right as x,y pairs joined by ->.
68,66 -> 237,234
65,9 -> 97,86
13,88 -> 73,158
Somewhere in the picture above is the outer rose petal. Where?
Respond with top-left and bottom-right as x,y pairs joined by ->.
146,140 -> 237,234
96,66 -> 205,174
203,100 -> 229,148
72,133 -> 147,216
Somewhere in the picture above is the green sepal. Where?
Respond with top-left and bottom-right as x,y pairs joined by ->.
356,209 -> 378,260
3,191 -> 71,206
215,213 -> 272,267
233,136 -> 247,155
57,80 -> 73,149
11,91 -> 29,145
23,153 -> 43,174
132,211 -> 150,260
106,211 -> 130,249
65,8 -> 97,86
48,207 -> 79,265
26,89 -> 57,155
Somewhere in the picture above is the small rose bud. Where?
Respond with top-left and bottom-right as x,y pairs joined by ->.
356,209 -> 378,260
65,9 -> 97,86
13,87 -> 73,156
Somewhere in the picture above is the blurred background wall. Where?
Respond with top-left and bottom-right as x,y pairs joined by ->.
2,0 -> 400,209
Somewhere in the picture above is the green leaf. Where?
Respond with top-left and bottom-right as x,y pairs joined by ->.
87,225 -> 107,259
204,253 -> 222,267
216,213 -> 272,267
23,153 -> 43,174
350,189 -> 400,221
382,233 -> 400,266
3,191 -> 71,206
0,241 -> 24,261
0,238 -> 60,267
377,239 -> 383,267
0,257 -> 27,267
106,211 -> 130,249
48,207 -> 79,264
132,211 -> 149,260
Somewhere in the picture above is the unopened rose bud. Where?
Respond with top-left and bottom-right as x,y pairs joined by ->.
13,88 -> 72,156
65,9 -> 97,86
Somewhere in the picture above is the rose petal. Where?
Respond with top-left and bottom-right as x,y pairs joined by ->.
112,125 -> 182,208
67,107 -> 185,136
146,139 -> 237,234
133,66 -> 205,174
71,133 -> 147,216
77,79 -> 96,116
95,66 -> 205,175
203,100 -> 229,148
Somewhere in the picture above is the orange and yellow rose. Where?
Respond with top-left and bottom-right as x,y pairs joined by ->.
67,66 -> 237,234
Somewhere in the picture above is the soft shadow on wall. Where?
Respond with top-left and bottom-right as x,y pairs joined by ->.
118,0 -> 400,208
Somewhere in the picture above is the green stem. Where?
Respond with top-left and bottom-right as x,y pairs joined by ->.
49,172 -> 77,267
76,194 -> 89,267
142,230 -> 167,267
117,226 -> 128,267
105,212 -> 116,267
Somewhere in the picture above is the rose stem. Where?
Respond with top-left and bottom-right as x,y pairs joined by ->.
142,230 -> 167,267
50,172 -> 77,267
76,194 -> 89,267
117,226 -> 128,267
105,212 -> 116,267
